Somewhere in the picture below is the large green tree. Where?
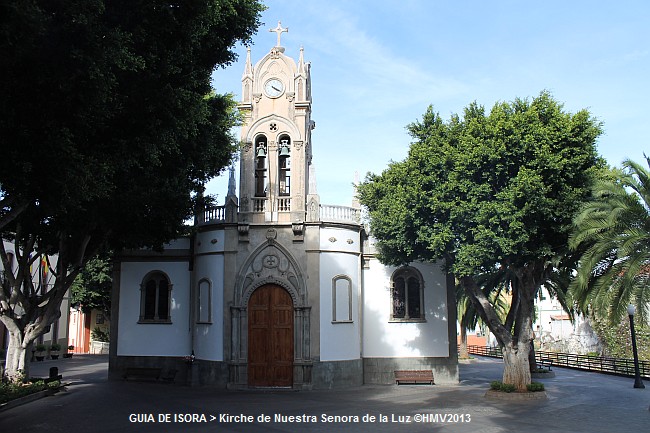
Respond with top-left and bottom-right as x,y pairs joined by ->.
569,157 -> 650,324
358,92 -> 602,391
70,255 -> 113,320
0,0 -> 264,382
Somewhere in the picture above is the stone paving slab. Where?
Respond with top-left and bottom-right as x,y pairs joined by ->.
0,355 -> 647,433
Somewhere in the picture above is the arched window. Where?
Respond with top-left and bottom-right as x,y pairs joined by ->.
254,135 -> 268,197
197,278 -> 212,324
332,275 -> 352,323
390,267 -> 425,321
277,134 -> 291,196
139,271 -> 172,323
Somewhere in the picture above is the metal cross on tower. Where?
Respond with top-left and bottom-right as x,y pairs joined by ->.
269,21 -> 288,46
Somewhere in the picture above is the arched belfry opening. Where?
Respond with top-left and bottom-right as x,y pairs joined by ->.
254,134 -> 268,211
277,134 -> 291,198
229,238 -> 312,389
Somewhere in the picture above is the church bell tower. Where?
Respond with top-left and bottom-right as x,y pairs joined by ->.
238,22 -> 315,223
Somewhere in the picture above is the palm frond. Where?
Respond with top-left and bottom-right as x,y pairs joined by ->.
570,157 -> 650,323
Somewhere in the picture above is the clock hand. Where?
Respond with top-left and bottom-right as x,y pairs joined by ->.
272,86 -> 280,92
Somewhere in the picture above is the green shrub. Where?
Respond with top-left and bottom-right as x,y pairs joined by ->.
49,343 -> 61,351
489,381 -> 516,393
490,381 -> 545,392
592,316 -> 650,361
47,380 -> 61,389
91,327 -> 109,342
0,379 -> 60,404
34,344 -> 46,352
527,382 -> 545,392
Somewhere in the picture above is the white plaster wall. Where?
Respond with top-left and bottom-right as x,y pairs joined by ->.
117,261 -> 191,356
362,260 -> 450,357
319,227 -> 360,253
192,250 -> 225,361
319,227 -> 361,361
195,230 -> 225,255
533,287 -> 566,336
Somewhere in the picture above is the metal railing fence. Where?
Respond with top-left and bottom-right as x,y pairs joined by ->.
464,344 -> 650,379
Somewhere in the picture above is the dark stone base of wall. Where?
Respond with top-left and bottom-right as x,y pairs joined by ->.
312,359 -> 363,389
109,355 -> 190,384
363,357 -> 459,385
197,360 -> 230,388
110,355 -> 458,388
110,355 -> 230,388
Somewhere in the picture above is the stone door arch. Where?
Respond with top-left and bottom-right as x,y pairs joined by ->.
229,239 -> 312,389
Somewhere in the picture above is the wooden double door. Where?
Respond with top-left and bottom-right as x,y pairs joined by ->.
248,285 -> 294,387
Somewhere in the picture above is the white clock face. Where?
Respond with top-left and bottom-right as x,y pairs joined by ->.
264,78 -> 284,98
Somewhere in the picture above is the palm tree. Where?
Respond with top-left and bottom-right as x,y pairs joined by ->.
457,285 -> 481,359
569,157 -> 650,324
457,274 -> 510,359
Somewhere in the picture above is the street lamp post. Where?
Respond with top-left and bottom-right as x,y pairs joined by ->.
627,304 -> 645,389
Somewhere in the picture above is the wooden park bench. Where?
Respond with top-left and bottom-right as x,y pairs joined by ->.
394,370 -> 434,385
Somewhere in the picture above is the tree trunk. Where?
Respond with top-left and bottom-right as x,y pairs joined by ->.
4,330 -> 31,382
459,270 -> 539,392
459,326 -> 469,359
528,340 -> 537,372
502,341 -> 531,392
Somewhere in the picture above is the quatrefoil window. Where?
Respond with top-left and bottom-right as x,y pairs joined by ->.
269,123 -> 278,131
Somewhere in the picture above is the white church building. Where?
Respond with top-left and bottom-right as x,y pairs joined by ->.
109,25 -> 458,389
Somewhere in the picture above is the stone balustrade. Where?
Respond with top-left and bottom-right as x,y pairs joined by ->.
198,202 -> 361,224
252,197 -> 267,212
320,204 -> 361,223
250,197 -> 291,212
200,205 -> 226,223
277,197 -> 291,212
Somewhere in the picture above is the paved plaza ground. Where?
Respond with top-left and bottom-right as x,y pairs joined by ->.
1,354 -> 648,432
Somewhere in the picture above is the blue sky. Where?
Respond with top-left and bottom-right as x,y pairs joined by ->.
208,0 -> 649,206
